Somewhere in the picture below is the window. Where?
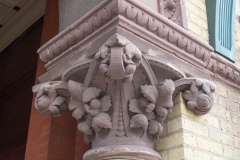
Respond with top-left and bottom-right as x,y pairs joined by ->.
206,0 -> 236,62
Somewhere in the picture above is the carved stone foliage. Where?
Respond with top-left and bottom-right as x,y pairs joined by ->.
159,0 -> 187,29
67,80 -> 112,144
33,82 -> 69,117
33,34 -> 216,160
129,79 -> 175,139
94,34 -> 142,83
182,79 -> 215,115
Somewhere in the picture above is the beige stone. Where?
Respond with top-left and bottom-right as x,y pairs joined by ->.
155,133 -> 183,151
168,147 -> 185,160
209,129 -> 233,146
196,137 -> 223,155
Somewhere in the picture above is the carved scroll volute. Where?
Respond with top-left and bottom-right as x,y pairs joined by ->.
94,34 -> 142,83
182,79 -> 215,115
32,82 -> 69,117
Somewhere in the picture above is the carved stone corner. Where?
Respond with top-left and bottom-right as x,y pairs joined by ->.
33,34 -> 215,160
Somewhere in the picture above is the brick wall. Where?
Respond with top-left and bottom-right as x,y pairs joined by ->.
0,18 -> 42,160
235,0 -> 240,66
156,86 -> 240,160
155,1 -> 240,158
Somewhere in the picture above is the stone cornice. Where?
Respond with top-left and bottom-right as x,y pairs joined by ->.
37,0 -> 240,90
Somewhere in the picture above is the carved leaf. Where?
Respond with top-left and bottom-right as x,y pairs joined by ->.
36,95 -> 51,111
182,90 -> 197,101
82,87 -> 101,103
155,106 -> 168,117
68,80 -> 85,102
130,114 -> 148,130
140,85 -> 158,103
92,112 -> 112,132
68,97 -> 83,111
100,95 -> 112,112
78,120 -> 93,135
148,119 -> 163,139
72,106 -> 85,120
51,96 -> 66,106
49,105 -> 59,114
45,87 -> 57,101
129,99 -> 143,114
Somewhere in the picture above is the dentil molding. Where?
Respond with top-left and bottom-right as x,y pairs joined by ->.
33,34 -> 215,160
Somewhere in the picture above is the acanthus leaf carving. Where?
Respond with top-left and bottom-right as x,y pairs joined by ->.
82,87 -> 101,103
100,95 -> 112,112
140,85 -> 158,103
67,80 -> 113,135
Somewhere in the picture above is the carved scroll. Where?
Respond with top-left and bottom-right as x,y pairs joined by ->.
94,34 -> 142,83
182,79 -> 215,115
33,82 -> 69,117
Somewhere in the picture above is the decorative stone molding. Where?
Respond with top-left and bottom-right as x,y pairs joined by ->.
33,34 -> 215,160
159,0 -> 188,29
36,0 -> 240,92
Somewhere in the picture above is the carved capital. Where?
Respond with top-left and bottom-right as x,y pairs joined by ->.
33,34 -> 216,160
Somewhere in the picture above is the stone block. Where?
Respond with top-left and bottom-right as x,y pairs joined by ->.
209,129 -> 233,146
155,133 -> 183,151
196,137 -> 223,155
210,105 -> 231,121
223,145 -> 233,159
182,117 -> 208,136
168,147 -> 185,160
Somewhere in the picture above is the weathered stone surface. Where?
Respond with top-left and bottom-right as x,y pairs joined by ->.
33,33 -> 216,159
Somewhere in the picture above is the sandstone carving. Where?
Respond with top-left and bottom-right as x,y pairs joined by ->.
33,82 -> 69,117
129,79 -> 175,139
159,0 -> 187,29
94,34 -> 142,83
33,34 -> 216,160
67,80 -> 112,144
182,79 -> 215,115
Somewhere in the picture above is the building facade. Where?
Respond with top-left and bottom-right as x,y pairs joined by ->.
0,0 -> 240,159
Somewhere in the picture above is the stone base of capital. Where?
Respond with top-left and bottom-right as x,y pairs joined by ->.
83,145 -> 161,160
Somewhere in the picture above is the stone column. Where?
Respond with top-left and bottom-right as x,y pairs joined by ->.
32,0 -> 216,159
